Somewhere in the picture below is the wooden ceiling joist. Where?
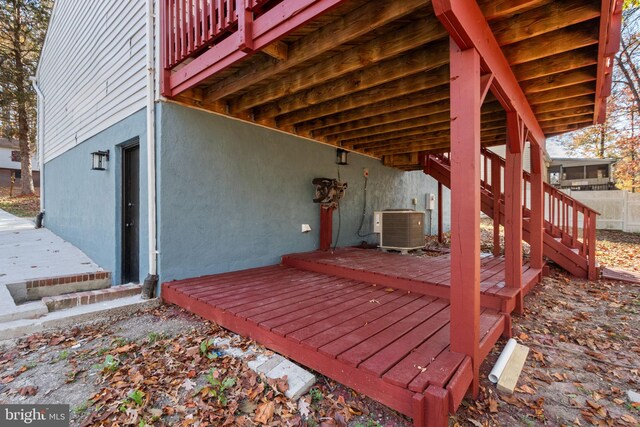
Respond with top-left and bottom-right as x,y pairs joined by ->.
293,86 -> 453,133
490,0 -> 600,47
520,66 -> 597,94
478,0 -> 551,21
204,0 -> 432,102
532,95 -> 594,114
512,47 -> 598,82
326,110 -> 506,144
253,42 -> 450,122
503,20 -> 600,65
527,82 -> 596,105
276,66 -> 450,127
228,17 -> 447,113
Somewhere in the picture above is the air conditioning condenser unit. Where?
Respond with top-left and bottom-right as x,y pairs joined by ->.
373,210 -> 425,251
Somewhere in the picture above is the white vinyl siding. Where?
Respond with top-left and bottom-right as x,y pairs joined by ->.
38,0 -> 147,162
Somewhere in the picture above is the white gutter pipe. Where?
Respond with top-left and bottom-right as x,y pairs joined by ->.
29,76 -> 45,224
489,338 -> 518,383
142,0 -> 159,297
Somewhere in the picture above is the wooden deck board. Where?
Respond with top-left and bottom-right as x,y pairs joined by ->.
319,296 -> 436,359
283,248 -> 539,310
340,299 -> 449,368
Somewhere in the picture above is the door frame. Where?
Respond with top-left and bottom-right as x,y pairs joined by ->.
120,138 -> 140,284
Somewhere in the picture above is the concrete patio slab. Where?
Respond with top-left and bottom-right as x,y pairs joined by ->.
0,209 -> 103,287
0,208 -> 108,323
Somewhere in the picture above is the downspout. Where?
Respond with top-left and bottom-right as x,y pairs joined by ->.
29,76 -> 45,228
141,0 -> 159,298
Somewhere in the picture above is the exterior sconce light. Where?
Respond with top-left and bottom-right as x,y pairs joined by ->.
91,150 -> 110,171
336,148 -> 348,165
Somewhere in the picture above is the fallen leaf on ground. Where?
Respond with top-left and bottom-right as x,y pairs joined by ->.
18,386 -> 37,396
254,401 -> 275,424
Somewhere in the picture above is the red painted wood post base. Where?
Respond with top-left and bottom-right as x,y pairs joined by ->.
448,37 -> 481,398
502,313 -> 513,338
425,386 -> 449,427
319,205 -> 334,251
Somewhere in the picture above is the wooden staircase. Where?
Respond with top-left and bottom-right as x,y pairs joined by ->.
422,149 -> 599,280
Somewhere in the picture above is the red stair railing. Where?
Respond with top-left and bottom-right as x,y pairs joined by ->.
424,149 -> 599,280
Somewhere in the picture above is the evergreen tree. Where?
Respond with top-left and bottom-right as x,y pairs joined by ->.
0,0 -> 52,195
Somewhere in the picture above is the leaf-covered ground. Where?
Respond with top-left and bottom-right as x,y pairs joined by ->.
0,186 -> 40,218
596,229 -> 640,273
1,225 -> 638,426
0,307 -> 408,427
452,267 -> 640,427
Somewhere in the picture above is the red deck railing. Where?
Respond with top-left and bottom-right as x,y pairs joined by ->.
160,0 -> 349,97
162,0 -> 272,70
428,149 -> 599,279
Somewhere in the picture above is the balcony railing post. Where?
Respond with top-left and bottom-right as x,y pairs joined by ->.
237,0 -> 254,52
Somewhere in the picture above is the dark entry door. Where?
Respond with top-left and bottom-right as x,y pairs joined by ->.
122,145 -> 140,283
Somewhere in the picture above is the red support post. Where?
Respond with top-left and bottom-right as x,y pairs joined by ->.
319,205 -> 334,251
588,211 -> 598,280
491,154 -> 501,257
448,37 -> 481,397
437,182 -> 444,243
529,144 -> 544,270
505,112 -> 523,314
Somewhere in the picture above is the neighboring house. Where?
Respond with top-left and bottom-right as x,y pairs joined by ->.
548,157 -> 617,191
546,158 -> 639,233
35,0 -> 620,425
0,138 -> 40,188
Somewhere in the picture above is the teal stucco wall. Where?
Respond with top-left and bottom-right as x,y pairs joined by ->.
43,108 -> 150,284
157,102 -> 451,283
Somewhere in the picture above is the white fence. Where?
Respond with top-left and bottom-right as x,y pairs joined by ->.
562,190 -> 640,233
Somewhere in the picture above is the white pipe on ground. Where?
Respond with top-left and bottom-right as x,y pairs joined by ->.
29,76 -> 45,215
489,338 -> 517,383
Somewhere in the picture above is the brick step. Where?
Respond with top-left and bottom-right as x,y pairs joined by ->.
42,284 -> 142,311
8,272 -> 112,304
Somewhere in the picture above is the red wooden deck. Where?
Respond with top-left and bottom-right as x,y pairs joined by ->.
162,248 -> 541,425
282,248 -> 542,313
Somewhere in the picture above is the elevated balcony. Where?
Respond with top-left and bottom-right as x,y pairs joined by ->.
159,0 -> 622,170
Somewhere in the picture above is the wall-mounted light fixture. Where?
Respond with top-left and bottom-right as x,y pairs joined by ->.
336,148 -> 348,165
91,150 -> 110,171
